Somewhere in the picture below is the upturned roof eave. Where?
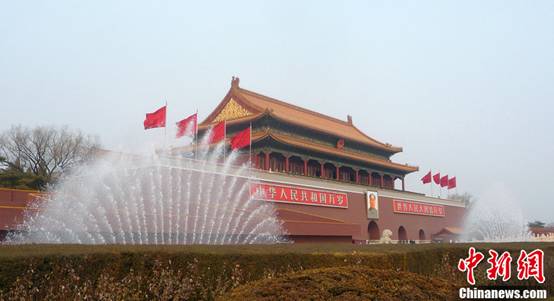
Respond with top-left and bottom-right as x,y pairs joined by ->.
235,87 -> 404,153
197,111 -> 267,130
199,84 -> 403,154
257,130 -> 418,174
168,129 -> 416,174
200,110 -> 401,155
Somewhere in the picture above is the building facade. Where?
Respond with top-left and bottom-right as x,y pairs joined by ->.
194,77 -> 466,243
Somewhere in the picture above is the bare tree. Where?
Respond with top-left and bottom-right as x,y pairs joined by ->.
450,192 -> 475,209
0,125 -> 100,184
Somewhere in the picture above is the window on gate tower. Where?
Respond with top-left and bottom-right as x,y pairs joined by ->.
270,153 -> 285,172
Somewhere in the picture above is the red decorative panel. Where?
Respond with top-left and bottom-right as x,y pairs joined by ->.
250,183 -> 348,208
392,199 -> 445,217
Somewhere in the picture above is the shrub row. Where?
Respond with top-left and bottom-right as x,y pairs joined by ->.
0,243 -> 551,300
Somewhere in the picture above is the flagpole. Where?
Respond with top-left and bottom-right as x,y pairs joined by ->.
194,109 -> 198,160
223,120 -> 227,162
249,122 -> 252,168
429,171 -> 433,197
164,100 -> 168,151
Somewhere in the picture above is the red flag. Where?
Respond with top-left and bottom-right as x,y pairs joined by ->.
421,171 -> 432,184
440,175 -> 449,187
143,106 -> 166,129
206,121 -> 225,144
230,127 -> 251,150
433,173 -> 441,185
176,113 -> 197,138
448,177 -> 457,189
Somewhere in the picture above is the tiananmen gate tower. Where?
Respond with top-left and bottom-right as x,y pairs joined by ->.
179,77 -> 466,243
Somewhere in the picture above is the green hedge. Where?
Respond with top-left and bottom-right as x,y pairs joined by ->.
0,243 -> 551,300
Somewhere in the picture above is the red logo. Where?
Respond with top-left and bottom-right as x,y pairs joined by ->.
458,248 -> 545,285
517,249 -> 545,283
486,250 -> 512,281
458,247 -> 485,285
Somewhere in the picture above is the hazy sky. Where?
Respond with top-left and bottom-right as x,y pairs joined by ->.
1,1 -> 553,221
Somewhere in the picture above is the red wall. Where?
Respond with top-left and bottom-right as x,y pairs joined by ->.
0,188 -> 43,231
0,173 -> 466,242
271,187 -> 465,241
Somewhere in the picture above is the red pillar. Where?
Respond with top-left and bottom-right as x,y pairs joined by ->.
402,177 -> 405,191
356,170 -> 359,184
321,163 -> 325,178
285,156 -> 289,173
265,153 -> 270,170
380,174 -> 384,188
254,154 -> 259,169
304,160 -> 308,176
336,166 -> 340,181
369,172 -> 373,186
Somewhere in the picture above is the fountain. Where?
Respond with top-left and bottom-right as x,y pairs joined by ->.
8,129 -> 287,244
461,183 -> 531,242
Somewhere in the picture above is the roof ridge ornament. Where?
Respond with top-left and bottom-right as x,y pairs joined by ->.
231,76 -> 240,88
347,115 -> 353,125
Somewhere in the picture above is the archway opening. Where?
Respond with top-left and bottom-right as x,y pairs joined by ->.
398,226 -> 408,241
368,221 -> 380,240
419,229 -> 426,241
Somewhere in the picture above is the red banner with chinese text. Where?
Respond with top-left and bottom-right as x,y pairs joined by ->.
392,199 -> 445,217
250,183 -> 348,208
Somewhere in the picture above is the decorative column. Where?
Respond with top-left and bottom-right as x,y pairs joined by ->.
285,156 -> 290,173
265,152 -> 270,170
304,159 -> 308,176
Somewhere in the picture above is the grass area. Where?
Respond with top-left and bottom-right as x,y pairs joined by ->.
0,242 -> 552,300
